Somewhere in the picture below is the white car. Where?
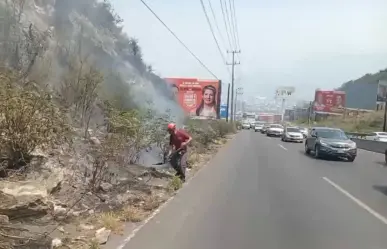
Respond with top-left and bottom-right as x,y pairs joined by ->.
297,127 -> 308,138
254,124 -> 264,132
241,122 -> 251,129
282,127 -> 304,142
366,132 -> 387,142
266,124 -> 284,137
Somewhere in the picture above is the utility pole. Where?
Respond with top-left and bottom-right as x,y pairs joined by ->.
226,83 -> 230,122
234,87 -> 243,121
227,50 -> 241,122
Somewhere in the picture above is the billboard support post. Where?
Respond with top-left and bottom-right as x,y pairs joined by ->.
227,50 -> 241,122
308,101 -> 313,127
234,87 -> 243,120
226,83 -> 230,122
275,86 -> 295,121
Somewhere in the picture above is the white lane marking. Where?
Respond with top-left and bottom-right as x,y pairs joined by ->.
278,144 -> 288,151
322,177 -> 387,225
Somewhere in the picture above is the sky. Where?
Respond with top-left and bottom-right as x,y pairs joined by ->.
110,0 -> 387,102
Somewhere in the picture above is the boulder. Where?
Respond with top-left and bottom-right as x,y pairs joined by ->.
0,181 -> 50,219
95,227 -> 111,244
0,214 -> 9,224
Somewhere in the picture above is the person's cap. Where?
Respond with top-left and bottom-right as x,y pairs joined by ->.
167,123 -> 176,131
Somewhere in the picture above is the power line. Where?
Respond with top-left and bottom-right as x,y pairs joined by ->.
219,0 -> 234,50
230,0 -> 241,49
223,0 -> 237,49
199,0 -> 228,65
207,0 -> 227,50
139,0 -> 218,79
227,0 -> 238,49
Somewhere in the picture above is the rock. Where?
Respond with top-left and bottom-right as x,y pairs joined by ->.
51,238 -> 62,248
99,182 -> 113,192
95,227 -> 111,244
71,211 -> 81,217
0,191 -> 49,219
0,214 -> 9,224
90,136 -> 101,145
53,205 -> 67,217
79,224 -> 95,230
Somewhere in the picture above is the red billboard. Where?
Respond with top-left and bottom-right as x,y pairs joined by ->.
313,90 -> 346,113
165,77 -> 221,119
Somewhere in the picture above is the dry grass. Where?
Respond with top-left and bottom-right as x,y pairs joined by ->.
99,212 -> 123,232
120,206 -> 146,223
88,239 -> 101,249
167,176 -> 183,192
142,195 -> 163,211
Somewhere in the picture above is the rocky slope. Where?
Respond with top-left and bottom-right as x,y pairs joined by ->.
0,2 -> 239,248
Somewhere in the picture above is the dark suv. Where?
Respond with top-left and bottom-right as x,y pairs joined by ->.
304,127 -> 357,162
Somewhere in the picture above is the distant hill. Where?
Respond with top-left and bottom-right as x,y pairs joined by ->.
336,68 -> 387,110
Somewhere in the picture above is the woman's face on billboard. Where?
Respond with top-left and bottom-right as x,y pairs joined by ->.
336,96 -> 342,104
203,89 -> 214,105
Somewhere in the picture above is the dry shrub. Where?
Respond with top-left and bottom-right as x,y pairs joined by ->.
167,176 -> 183,192
89,133 -> 125,190
142,195 -> 162,211
0,71 -> 68,172
59,55 -> 104,137
88,240 -> 101,249
187,152 -> 201,168
120,206 -> 145,223
99,212 -> 122,232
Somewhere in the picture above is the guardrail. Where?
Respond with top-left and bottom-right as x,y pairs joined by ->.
351,138 -> 387,154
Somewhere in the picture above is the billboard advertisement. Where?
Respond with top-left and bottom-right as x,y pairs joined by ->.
220,104 -> 228,119
376,80 -> 387,104
275,86 -> 295,98
257,114 -> 274,123
313,90 -> 346,113
165,77 -> 221,119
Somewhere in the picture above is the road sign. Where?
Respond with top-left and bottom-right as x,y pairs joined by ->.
220,104 -> 228,118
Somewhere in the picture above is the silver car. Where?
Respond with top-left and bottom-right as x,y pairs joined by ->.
282,127 -> 304,143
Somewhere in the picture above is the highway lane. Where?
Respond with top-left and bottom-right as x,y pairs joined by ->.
275,133 -> 387,223
119,130 -> 387,249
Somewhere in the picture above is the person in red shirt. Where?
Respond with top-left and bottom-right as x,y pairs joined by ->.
167,123 -> 192,182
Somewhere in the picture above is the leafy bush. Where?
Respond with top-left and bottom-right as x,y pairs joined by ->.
209,119 -> 236,138
185,119 -> 236,149
0,71 -> 68,171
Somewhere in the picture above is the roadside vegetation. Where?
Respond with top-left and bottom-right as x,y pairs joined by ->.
294,110 -> 384,133
0,1 -> 237,248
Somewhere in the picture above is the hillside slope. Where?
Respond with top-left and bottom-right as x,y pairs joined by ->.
337,69 -> 387,110
0,0 -> 183,118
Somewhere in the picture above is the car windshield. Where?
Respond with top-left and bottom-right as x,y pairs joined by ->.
376,132 -> 387,136
270,124 -> 283,128
317,129 -> 348,139
287,128 -> 300,132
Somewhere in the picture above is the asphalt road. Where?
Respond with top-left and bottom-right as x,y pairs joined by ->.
119,130 -> 387,249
